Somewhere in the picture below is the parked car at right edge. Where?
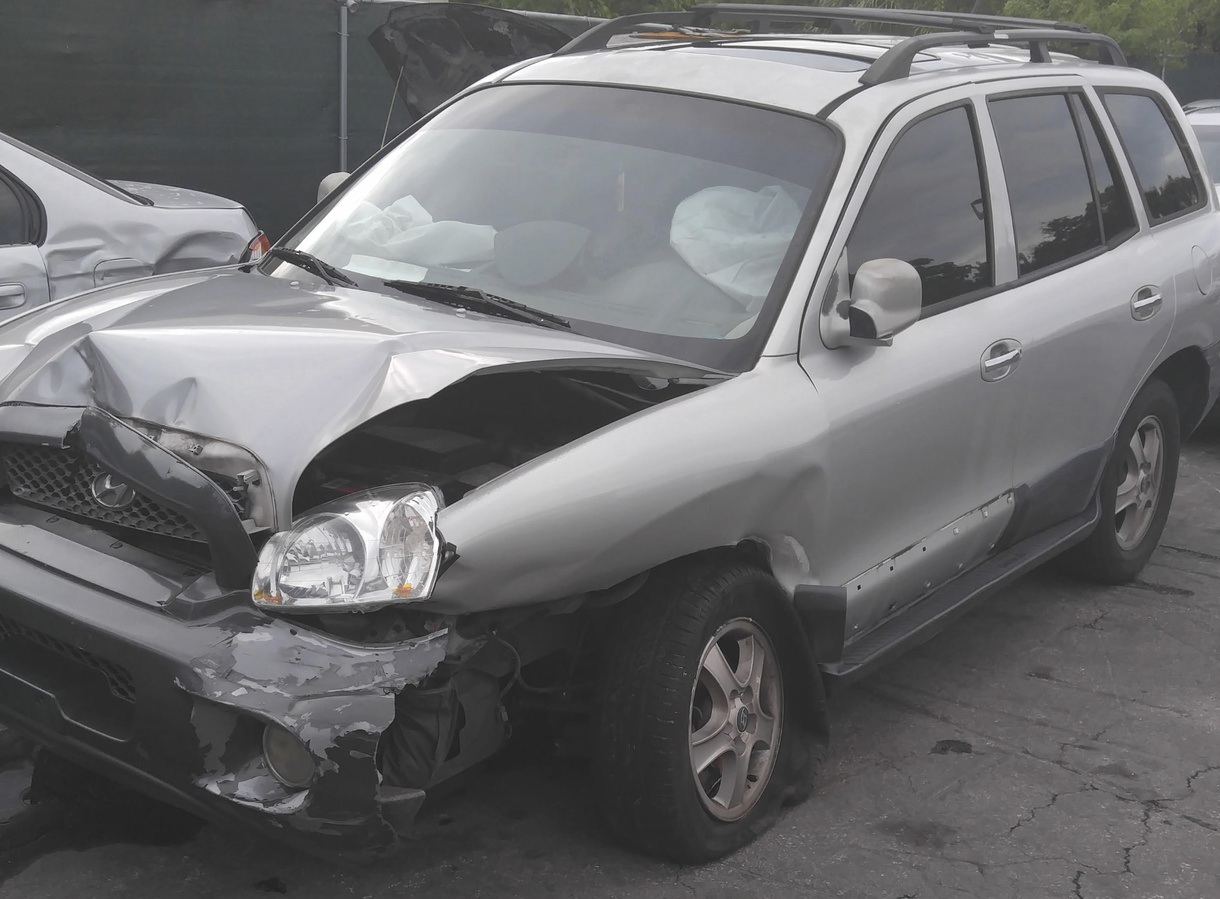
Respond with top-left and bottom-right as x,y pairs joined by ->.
1185,100 -> 1220,424
0,4 -> 1217,866
1186,99 -> 1220,187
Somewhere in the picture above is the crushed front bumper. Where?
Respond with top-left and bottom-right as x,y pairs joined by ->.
0,408 -> 448,858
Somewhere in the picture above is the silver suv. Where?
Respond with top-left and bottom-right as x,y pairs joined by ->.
0,4 -> 1217,864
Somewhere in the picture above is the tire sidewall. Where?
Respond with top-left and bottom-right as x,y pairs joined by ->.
1091,379 -> 1180,579
663,569 -> 806,858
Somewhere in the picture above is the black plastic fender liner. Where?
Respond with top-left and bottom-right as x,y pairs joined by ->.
75,406 -> 258,590
792,584 -> 847,666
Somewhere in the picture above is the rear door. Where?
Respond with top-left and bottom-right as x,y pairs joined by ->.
0,168 -> 50,316
979,85 -> 1208,540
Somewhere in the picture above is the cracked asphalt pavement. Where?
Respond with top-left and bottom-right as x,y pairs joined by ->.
2,428 -> 1218,898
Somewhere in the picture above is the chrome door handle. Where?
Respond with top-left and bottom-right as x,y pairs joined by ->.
981,340 -> 1022,382
982,349 -> 1021,371
1131,287 -> 1162,321
0,283 -> 26,309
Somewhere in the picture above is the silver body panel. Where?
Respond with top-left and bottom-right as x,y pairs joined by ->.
0,44 -> 1217,645
0,133 -> 257,314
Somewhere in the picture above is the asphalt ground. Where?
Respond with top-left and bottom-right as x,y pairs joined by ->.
1,428 -> 1218,899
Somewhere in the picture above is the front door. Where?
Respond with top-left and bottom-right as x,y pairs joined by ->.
801,93 -> 1022,638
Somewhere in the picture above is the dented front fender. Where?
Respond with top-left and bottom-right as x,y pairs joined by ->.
430,358 -> 829,613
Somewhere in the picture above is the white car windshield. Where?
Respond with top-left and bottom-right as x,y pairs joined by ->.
283,83 -> 839,372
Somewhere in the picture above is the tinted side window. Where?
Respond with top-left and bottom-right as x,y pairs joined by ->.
848,106 -> 991,308
989,94 -> 1101,276
1073,95 -> 1137,242
0,178 -> 28,246
1103,92 -> 1203,221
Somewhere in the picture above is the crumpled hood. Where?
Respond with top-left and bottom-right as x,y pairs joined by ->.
0,268 -> 718,525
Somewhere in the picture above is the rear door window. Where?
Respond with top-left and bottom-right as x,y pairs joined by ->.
847,105 -> 992,310
988,92 -> 1135,278
989,93 -> 1101,276
1073,95 -> 1137,243
1102,92 -> 1205,222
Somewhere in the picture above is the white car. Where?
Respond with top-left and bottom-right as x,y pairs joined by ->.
1185,99 -> 1220,190
0,131 -> 264,317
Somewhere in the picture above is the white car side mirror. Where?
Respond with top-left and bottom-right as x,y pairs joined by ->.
822,257 -> 922,348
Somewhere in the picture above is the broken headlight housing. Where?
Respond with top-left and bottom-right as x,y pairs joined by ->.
251,485 -> 443,612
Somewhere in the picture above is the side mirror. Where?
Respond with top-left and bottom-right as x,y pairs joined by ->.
821,257 -> 922,348
317,172 -> 350,202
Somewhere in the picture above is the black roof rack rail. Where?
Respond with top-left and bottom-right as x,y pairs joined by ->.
554,4 -> 1126,79
689,4 -> 1091,34
554,4 -> 1094,56
554,11 -> 701,56
861,28 -> 1126,84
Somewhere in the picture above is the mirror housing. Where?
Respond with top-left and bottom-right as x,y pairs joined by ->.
821,257 -> 922,348
317,172 -> 350,203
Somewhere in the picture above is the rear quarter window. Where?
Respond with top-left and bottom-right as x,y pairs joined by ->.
1102,91 -> 1206,223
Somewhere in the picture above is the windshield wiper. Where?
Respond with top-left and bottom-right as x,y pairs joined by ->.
384,280 -> 570,330
267,247 -> 357,287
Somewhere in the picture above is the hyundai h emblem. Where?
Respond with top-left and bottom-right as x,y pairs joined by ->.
90,473 -> 137,510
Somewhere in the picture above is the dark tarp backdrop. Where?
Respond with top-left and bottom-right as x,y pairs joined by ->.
1157,54 -> 1220,105
0,0 -> 416,240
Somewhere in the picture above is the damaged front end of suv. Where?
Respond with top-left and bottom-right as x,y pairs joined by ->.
0,291 -> 769,856
0,59 -> 841,858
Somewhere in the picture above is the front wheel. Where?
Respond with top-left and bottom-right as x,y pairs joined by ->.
1064,378 -> 1180,583
592,561 -> 817,862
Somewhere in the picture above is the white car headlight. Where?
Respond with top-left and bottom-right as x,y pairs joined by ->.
251,485 -> 443,612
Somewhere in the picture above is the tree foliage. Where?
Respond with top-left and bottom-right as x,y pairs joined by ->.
1002,0 -> 1219,59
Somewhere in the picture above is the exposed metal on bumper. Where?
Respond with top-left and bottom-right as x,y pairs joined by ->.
0,503 -> 446,858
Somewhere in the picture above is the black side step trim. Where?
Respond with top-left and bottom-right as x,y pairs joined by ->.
821,497 -> 1100,687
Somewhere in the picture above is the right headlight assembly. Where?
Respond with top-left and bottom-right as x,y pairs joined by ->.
251,485 -> 443,613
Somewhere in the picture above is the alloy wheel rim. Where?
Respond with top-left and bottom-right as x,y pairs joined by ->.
688,618 -> 783,822
1114,414 -> 1165,551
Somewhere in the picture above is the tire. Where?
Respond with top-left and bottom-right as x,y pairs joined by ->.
592,559 -> 821,863
1064,378 -> 1180,584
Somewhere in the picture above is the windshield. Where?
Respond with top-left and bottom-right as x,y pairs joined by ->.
284,83 -> 839,372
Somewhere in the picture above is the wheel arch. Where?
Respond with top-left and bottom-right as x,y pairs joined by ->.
1149,346 -> 1212,436
639,544 -> 832,741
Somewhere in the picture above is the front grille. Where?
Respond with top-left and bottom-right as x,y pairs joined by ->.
1,443 -> 203,541
0,613 -> 135,703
